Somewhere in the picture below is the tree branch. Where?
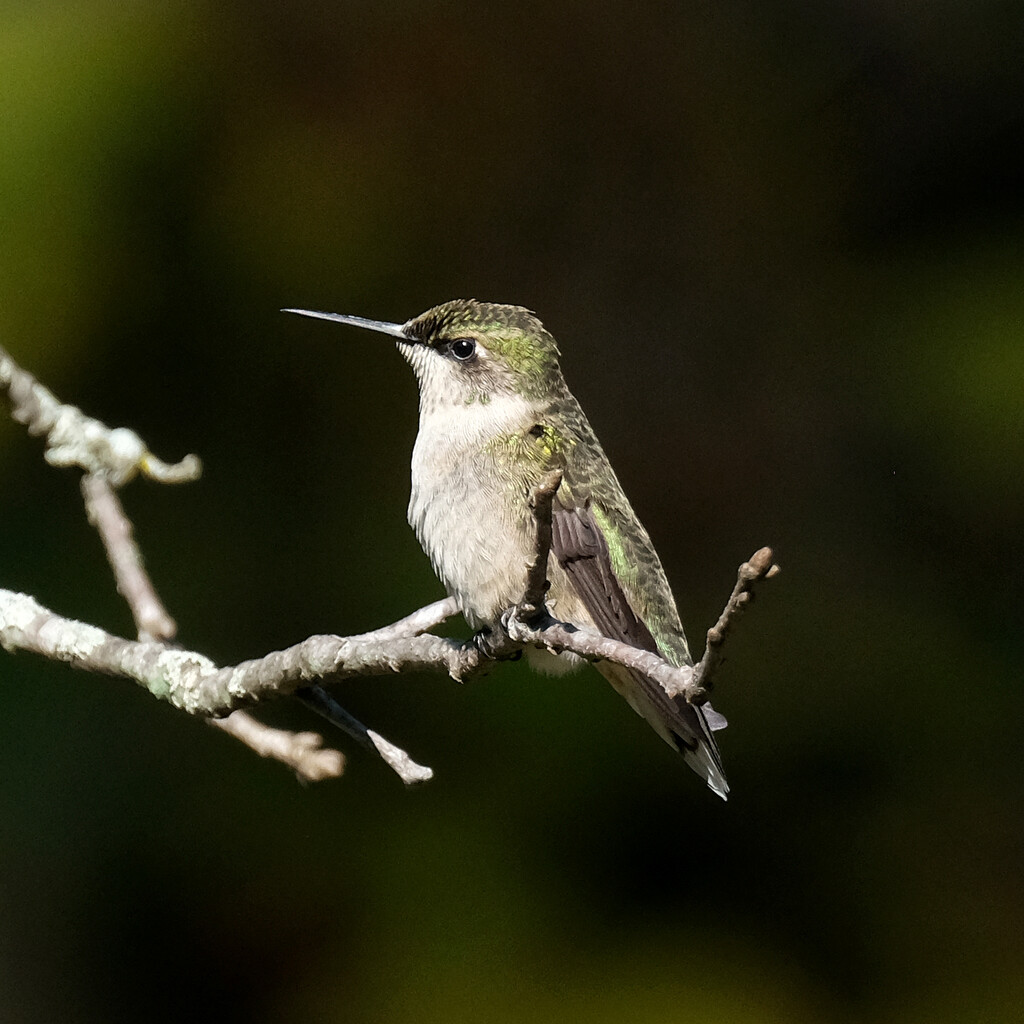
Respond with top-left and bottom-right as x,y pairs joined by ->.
520,468 -> 562,620
212,711 -> 345,782
0,529 -> 775,725
81,473 -> 179,643
0,588 -> 482,713
1,341 -> 779,785
1,343 -> 420,783
0,344 -> 200,486
80,471 -> 353,782
690,546 -> 779,703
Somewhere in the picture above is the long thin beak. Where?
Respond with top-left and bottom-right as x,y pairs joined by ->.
282,308 -> 409,339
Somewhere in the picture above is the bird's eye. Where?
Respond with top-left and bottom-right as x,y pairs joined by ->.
449,338 -> 477,361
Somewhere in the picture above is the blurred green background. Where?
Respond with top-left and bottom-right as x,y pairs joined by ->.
1,2 -> 1022,1021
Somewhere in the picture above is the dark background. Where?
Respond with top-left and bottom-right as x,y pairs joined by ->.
1,2 -> 1022,1021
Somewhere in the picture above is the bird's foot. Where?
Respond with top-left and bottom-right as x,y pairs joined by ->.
470,624 -> 521,662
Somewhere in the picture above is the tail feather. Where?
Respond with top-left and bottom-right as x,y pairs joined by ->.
597,662 -> 729,800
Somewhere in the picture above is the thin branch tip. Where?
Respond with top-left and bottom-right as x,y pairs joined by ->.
690,542 -> 779,699
746,546 -> 779,579
367,730 -> 435,785
529,467 -> 564,506
140,451 -> 203,484
211,713 -> 345,782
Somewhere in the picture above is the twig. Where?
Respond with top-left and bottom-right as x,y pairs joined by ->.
81,474 -> 178,642
504,611 -> 699,698
352,596 -> 460,643
0,344 -> 200,486
295,687 -> 433,784
138,452 -> 203,485
690,546 -> 780,702
213,712 -> 345,782
520,469 -> 562,620
366,730 -> 434,784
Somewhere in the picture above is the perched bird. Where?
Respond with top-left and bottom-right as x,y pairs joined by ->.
285,301 -> 728,798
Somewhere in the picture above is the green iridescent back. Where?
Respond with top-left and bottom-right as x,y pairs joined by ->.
549,391 -> 693,668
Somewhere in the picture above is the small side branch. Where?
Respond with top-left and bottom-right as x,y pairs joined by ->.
295,686 -> 433,784
520,469 -> 562,620
213,712 -> 345,783
353,596 -> 460,643
690,546 -> 779,703
0,344 -> 200,487
504,613 -> 698,696
81,474 -> 178,642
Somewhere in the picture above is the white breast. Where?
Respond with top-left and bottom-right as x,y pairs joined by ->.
407,393 -> 539,628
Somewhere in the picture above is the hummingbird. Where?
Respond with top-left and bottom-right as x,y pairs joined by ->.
284,300 -> 729,798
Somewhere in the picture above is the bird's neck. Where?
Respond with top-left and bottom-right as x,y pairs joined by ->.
415,390 -> 540,451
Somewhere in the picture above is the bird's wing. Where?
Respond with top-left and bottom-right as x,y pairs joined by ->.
550,500 -> 728,797
550,501 -> 660,654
